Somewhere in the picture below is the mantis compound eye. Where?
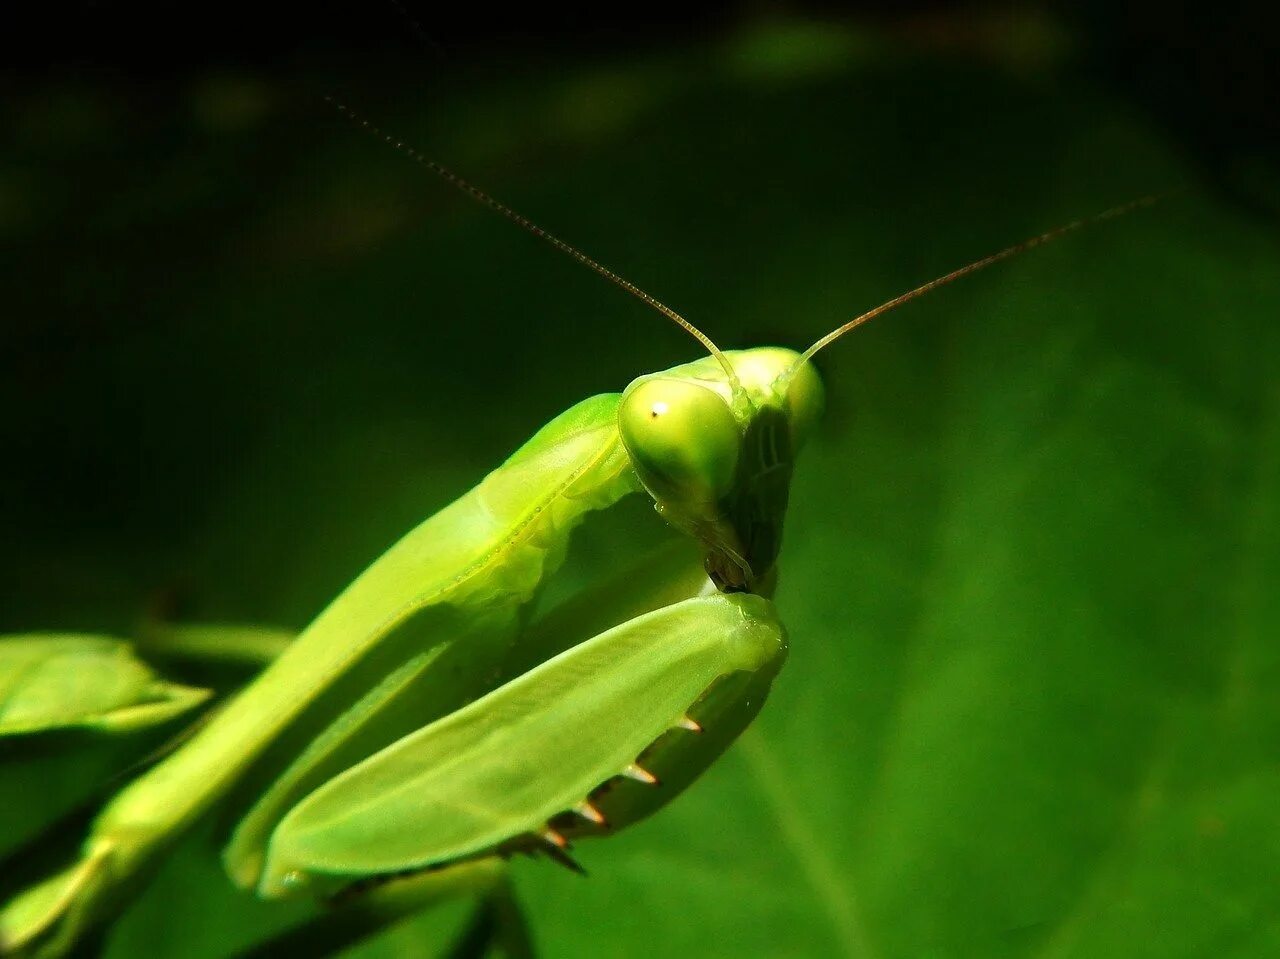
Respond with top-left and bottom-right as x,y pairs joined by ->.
779,358 -> 824,453
618,378 -> 740,510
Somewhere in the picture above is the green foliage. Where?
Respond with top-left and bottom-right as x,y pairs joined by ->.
0,635 -> 208,736
3,17 -> 1278,959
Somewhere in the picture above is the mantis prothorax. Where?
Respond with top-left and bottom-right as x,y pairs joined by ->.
0,101 -> 1155,958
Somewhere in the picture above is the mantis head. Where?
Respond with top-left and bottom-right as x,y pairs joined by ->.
326,100 -> 1157,594
607,194 -> 1156,593
619,348 -> 822,593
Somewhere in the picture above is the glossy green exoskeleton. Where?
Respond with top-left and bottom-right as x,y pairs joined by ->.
0,102 -> 1148,958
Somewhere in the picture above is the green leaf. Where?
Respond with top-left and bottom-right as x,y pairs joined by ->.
0,635 -> 211,737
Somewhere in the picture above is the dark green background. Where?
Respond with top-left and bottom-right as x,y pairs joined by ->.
4,6 -> 1280,957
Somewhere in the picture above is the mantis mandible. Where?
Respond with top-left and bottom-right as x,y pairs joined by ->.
0,101 -> 1153,957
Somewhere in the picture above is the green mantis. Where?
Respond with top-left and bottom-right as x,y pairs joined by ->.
0,100 -> 1151,957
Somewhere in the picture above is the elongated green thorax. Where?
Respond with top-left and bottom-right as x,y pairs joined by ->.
618,347 -> 823,592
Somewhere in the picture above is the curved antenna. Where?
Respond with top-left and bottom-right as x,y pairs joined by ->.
797,195 -> 1162,366
326,97 -> 740,387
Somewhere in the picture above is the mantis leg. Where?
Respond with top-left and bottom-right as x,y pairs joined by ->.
229,859 -> 513,959
1,394 -> 639,957
209,542 -> 714,958
133,622 -> 295,671
256,588 -> 787,896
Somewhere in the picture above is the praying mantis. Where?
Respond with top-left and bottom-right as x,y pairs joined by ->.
0,97 -> 1154,957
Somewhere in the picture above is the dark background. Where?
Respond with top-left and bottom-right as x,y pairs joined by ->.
4,2 -> 1280,957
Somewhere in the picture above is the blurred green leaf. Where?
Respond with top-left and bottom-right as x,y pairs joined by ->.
0,635 -> 210,737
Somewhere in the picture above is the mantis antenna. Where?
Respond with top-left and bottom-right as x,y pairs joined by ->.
326,97 -> 741,388
796,194 -> 1162,367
